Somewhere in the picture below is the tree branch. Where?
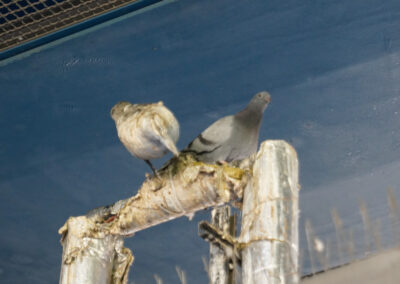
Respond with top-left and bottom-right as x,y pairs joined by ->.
58,153 -> 250,283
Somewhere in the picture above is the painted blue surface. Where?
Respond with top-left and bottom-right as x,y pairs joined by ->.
1,0 -> 400,282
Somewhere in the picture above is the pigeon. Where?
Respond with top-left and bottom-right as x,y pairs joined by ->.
111,101 -> 179,175
182,91 -> 271,163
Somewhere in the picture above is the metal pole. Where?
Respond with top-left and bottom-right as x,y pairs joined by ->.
239,140 -> 300,284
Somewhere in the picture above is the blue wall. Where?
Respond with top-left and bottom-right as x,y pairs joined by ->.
1,0 -> 400,282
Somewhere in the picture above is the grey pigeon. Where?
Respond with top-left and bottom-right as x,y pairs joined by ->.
182,91 -> 271,163
111,101 -> 179,174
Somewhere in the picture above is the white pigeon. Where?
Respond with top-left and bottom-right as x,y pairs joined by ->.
111,101 -> 179,174
182,91 -> 271,163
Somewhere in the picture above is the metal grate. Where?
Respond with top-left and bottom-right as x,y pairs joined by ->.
0,0 -> 140,52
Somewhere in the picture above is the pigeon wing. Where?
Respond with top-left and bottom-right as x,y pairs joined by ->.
185,115 -> 234,155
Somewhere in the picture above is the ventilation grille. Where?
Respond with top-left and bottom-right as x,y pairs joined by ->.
0,0 -> 139,52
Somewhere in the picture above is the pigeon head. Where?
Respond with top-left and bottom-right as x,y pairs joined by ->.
247,91 -> 271,113
111,101 -> 131,121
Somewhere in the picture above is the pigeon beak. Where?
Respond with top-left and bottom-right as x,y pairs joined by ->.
265,95 -> 271,103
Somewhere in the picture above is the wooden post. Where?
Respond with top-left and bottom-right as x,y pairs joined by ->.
59,216 -> 133,284
228,214 -> 237,284
58,140 -> 298,283
59,153 -> 248,284
239,140 -> 300,284
209,206 -> 231,284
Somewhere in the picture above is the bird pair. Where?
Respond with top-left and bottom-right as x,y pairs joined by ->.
111,91 -> 271,175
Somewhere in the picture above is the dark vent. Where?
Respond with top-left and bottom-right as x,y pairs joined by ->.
0,0 -> 141,52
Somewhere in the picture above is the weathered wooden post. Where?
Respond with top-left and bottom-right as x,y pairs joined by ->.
199,205 -> 239,284
59,213 -> 133,284
209,206 -> 231,284
239,140 -> 300,284
59,140 -> 298,283
59,154 -> 248,284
